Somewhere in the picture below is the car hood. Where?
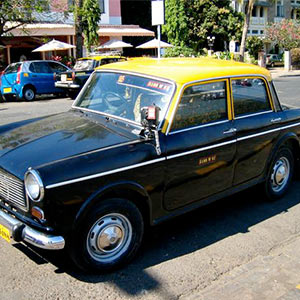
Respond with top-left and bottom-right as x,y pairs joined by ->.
0,110 -> 138,178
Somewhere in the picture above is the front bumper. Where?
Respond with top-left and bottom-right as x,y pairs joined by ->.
55,82 -> 80,89
0,210 -> 65,250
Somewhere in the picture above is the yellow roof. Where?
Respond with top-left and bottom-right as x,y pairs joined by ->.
98,57 -> 272,83
79,55 -> 124,61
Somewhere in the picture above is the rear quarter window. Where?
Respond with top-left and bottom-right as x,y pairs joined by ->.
5,63 -> 22,74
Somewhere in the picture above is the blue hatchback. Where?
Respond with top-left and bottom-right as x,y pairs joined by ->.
0,60 -> 71,101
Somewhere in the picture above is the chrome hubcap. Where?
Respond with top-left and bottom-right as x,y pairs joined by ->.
25,89 -> 34,100
87,213 -> 132,263
271,157 -> 290,192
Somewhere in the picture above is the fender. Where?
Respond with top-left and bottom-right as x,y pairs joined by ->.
74,180 -> 152,227
264,131 -> 300,178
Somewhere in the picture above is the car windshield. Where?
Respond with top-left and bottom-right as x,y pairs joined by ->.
75,72 -> 174,125
74,59 -> 94,71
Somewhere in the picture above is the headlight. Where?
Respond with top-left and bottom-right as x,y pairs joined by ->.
24,169 -> 44,202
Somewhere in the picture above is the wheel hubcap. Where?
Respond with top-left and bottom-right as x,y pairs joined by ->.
87,213 -> 132,263
25,89 -> 34,100
271,157 -> 290,192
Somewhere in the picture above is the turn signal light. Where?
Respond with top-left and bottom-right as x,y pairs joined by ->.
31,206 -> 45,221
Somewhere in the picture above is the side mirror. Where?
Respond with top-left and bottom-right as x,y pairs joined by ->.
140,106 -> 160,129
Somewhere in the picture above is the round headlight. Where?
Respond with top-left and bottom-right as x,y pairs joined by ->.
25,169 -> 44,202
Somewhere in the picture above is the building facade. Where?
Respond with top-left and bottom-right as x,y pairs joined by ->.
0,0 -> 154,67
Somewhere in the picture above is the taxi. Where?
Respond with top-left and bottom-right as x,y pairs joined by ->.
0,57 -> 300,272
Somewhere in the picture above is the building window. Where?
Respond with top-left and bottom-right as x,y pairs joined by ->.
276,0 -> 284,17
252,5 -> 257,17
252,30 -> 259,34
259,7 -> 264,17
99,0 -> 105,13
260,30 -> 264,34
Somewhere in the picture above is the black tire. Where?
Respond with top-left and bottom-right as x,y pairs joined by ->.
271,62 -> 275,68
69,198 -> 144,272
3,94 -> 14,101
68,91 -> 78,100
23,87 -> 36,101
265,147 -> 294,201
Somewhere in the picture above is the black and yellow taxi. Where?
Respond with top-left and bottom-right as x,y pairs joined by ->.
0,57 -> 300,272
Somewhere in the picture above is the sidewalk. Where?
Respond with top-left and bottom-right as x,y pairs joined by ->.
183,234 -> 300,300
270,67 -> 300,79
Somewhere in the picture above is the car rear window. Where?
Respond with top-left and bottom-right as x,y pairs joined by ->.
5,63 -> 22,74
74,60 -> 94,71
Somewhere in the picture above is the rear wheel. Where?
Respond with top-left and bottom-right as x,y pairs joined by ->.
265,147 -> 294,200
70,198 -> 144,272
23,87 -> 35,101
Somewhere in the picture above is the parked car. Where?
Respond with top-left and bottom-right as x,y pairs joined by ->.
266,54 -> 283,67
0,60 -> 71,101
1,57 -> 300,272
54,55 -> 126,99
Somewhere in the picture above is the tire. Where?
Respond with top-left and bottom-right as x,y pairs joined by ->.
68,91 -> 78,100
23,87 -> 35,101
69,198 -> 144,272
265,147 -> 294,201
271,62 -> 275,68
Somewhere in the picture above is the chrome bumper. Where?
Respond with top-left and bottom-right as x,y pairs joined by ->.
55,82 -> 80,89
0,210 -> 65,250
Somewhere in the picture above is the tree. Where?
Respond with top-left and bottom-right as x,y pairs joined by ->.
162,0 -> 243,54
81,0 -> 101,52
266,19 -> 300,51
246,36 -> 264,59
73,0 -> 101,58
0,0 -> 49,37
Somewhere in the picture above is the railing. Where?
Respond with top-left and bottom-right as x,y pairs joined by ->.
251,17 -> 266,25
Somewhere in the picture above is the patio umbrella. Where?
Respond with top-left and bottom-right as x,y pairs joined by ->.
136,38 -> 173,49
97,39 -> 133,49
32,39 -> 76,52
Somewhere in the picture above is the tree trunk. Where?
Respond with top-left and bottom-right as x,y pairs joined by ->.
75,0 -> 83,58
239,1 -> 254,62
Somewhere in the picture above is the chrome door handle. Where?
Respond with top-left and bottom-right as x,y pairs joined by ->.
271,118 -> 282,123
223,128 -> 237,134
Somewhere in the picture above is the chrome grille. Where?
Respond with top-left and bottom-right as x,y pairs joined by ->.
0,169 -> 27,210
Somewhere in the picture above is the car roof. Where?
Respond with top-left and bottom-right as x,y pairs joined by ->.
97,57 -> 272,83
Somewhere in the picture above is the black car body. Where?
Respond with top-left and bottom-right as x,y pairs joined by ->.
0,58 -> 300,272
54,55 -> 126,99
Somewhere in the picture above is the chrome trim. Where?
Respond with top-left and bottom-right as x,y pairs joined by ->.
169,120 -> 229,135
237,121 -> 300,142
166,139 -> 236,160
24,169 -> 44,202
46,157 -> 166,189
72,69 -> 176,131
0,210 -> 65,250
32,206 -> 45,222
55,82 -> 80,89
234,110 -> 273,120
165,74 -> 270,135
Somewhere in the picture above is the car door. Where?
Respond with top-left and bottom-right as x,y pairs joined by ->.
29,62 -> 53,94
231,77 -> 284,185
47,62 -> 69,93
163,79 -> 237,210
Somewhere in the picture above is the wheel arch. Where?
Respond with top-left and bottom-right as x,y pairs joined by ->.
21,84 -> 36,98
74,181 -> 152,229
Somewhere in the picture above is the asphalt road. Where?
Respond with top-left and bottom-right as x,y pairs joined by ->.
1,76 -> 300,300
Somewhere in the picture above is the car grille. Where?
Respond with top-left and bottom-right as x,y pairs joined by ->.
0,169 -> 27,211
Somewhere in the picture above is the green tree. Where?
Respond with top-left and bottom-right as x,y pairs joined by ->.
246,36 -> 264,59
162,0 -> 243,54
0,0 -> 49,37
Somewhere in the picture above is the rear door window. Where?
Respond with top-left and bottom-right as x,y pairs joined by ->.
30,62 -> 52,73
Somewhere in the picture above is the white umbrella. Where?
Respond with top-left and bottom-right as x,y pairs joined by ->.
136,38 -> 173,49
97,39 -> 133,49
32,39 -> 75,52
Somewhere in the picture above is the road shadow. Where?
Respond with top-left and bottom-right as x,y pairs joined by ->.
14,180 -> 300,297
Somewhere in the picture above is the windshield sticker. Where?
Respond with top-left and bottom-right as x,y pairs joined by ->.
118,75 -> 125,83
147,81 -> 171,92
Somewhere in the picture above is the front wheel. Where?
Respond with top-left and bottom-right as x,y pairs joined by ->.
23,87 -> 36,101
70,198 -> 144,272
265,147 -> 294,200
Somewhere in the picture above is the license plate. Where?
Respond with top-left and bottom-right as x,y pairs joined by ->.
3,87 -> 12,93
0,224 -> 10,242
61,74 -> 67,82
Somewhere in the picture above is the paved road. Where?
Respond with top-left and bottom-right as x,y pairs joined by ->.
1,76 -> 300,300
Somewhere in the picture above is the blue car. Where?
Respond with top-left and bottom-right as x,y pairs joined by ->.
0,60 -> 71,101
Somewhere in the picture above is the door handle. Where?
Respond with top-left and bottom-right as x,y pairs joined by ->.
32,75 -> 37,77
271,118 -> 281,123
223,128 -> 237,134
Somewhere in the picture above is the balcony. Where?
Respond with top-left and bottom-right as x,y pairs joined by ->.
251,17 -> 266,25
291,0 -> 300,7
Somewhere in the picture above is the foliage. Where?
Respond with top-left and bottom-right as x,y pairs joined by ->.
291,48 -> 300,65
162,0 -> 243,53
162,0 -> 189,47
51,55 -> 75,67
81,0 -> 101,52
246,36 -> 264,59
0,0 -> 49,37
266,19 -> 300,51
163,45 -> 200,57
